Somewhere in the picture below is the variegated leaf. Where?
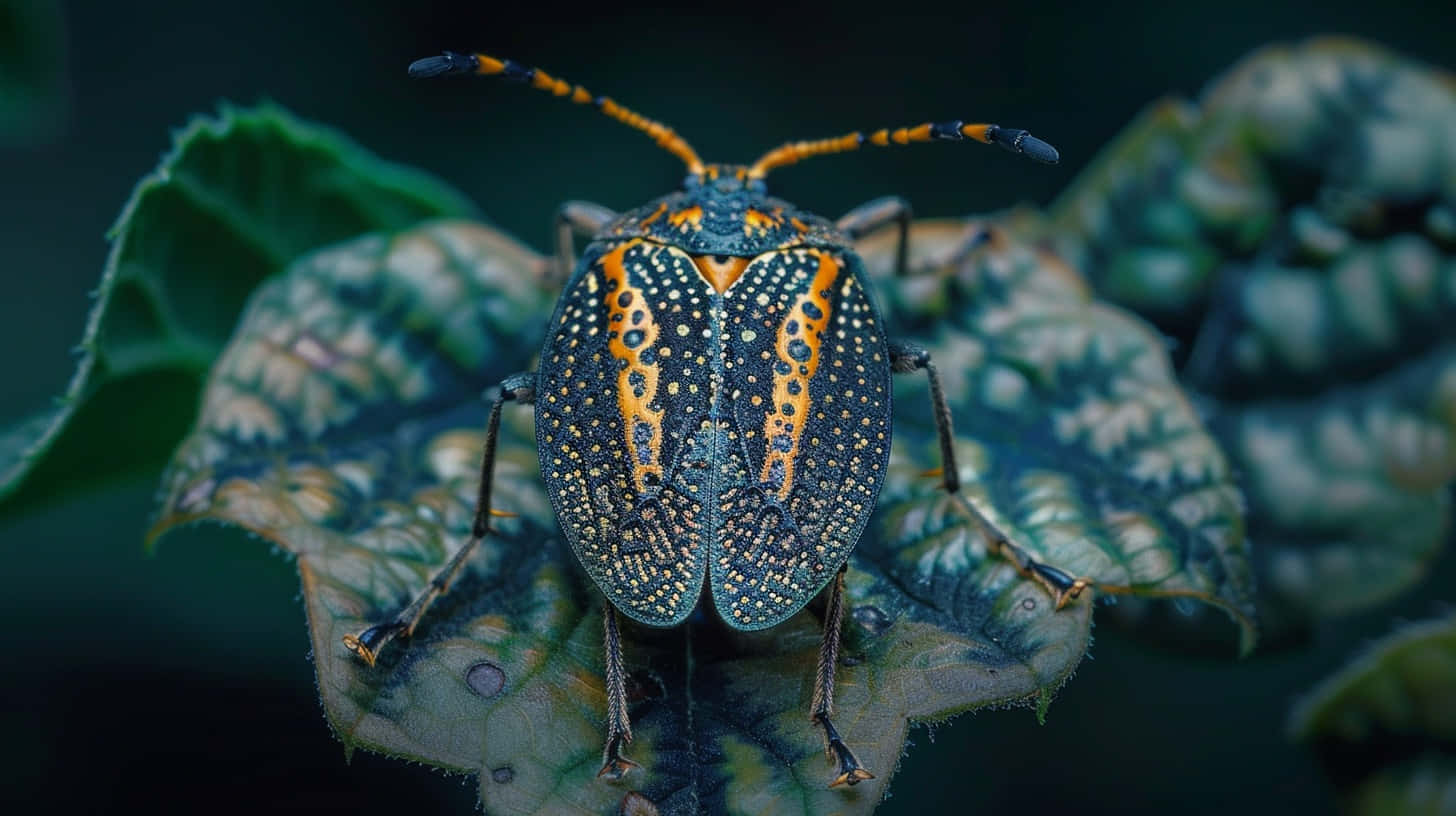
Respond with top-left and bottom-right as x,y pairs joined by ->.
151,213 -> 1244,813
1047,38 -> 1456,639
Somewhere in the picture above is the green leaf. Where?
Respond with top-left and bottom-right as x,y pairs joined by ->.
1047,38 -> 1456,640
151,213 -> 1246,814
0,104 -> 476,516
1289,613 -> 1456,815
1218,355 -> 1456,629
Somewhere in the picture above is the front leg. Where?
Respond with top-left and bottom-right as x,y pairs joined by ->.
343,372 -> 537,665
837,196 -> 912,279
554,200 -> 618,283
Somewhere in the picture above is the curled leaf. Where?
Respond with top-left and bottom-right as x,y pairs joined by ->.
0,104 -> 475,516
1048,38 -> 1456,639
1289,613 -> 1456,815
858,219 -> 1254,650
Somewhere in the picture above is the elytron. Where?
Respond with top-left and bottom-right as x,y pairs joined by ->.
344,50 -> 1087,789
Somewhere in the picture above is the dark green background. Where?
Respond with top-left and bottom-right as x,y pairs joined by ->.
2,1 -> 1453,813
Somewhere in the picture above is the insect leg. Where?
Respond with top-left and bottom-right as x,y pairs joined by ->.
812,565 -> 874,788
598,603 -> 642,780
554,200 -> 618,284
836,196 -> 911,278
890,340 -> 1093,608
342,371 -> 538,666
971,505 -> 1093,610
889,339 -> 959,494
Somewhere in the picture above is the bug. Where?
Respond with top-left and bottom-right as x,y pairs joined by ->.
343,50 -> 1090,789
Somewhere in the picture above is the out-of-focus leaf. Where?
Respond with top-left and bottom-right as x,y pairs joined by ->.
0,104 -> 476,517
151,213 -> 1246,814
1289,613 -> 1456,815
1344,757 -> 1456,816
1047,38 -> 1456,640
1217,358 -> 1455,628
858,219 -> 1253,650
0,0 -> 67,145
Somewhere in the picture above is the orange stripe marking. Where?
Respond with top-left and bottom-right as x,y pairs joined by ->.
638,201 -> 668,228
962,124 -> 993,144
743,207 -> 784,236
667,205 -> 703,231
760,250 -> 839,500
601,242 -> 664,492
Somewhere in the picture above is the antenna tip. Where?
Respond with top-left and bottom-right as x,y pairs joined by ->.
1019,134 -> 1060,164
988,126 -> 1060,164
408,51 -> 475,79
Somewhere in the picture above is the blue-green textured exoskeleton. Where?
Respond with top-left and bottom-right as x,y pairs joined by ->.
343,49 -> 1084,789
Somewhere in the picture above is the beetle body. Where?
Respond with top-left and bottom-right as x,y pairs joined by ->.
536,168 -> 890,629
347,50 -> 1072,788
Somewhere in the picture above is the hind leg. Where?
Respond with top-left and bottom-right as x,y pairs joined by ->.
597,603 -> 641,780
812,565 -> 874,788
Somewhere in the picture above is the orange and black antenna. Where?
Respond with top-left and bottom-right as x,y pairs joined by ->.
410,52 -> 1057,183
409,51 -> 706,177
747,121 -> 1059,180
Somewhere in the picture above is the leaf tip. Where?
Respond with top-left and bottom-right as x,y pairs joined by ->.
1034,687 -> 1053,725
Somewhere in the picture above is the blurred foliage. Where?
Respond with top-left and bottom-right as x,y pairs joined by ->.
0,0 -> 67,146
1289,613 -> 1456,815
142,203 -> 1244,813
0,105 -> 476,517
1046,38 -> 1456,643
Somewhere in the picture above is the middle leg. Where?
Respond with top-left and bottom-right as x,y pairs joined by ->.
888,340 -> 1092,608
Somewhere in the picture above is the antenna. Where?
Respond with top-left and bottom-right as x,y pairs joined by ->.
747,121 -> 1058,180
409,51 -> 706,176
